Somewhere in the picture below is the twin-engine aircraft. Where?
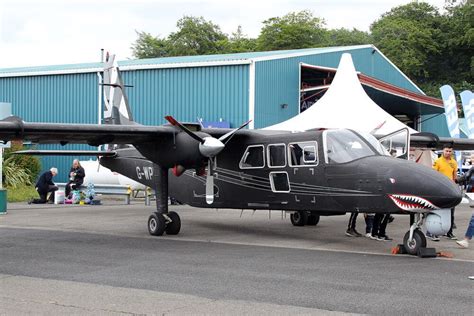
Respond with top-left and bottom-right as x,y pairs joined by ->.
0,55 -> 467,255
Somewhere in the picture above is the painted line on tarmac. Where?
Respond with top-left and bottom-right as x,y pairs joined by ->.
1,224 -> 473,263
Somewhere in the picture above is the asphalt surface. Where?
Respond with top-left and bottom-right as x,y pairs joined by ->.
0,200 -> 473,315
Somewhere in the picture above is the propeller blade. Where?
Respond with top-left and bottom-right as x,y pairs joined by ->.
218,119 -> 252,144
165,115 -> 204,143
206,159 -> 214,204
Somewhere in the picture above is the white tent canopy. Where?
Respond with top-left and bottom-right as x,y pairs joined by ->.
264,53 -> 417,136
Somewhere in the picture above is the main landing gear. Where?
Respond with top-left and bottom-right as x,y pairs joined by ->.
290,211 -> 320,227
148,166 -> 181,236
148,211 -> 181,236
402,213 -> 427,255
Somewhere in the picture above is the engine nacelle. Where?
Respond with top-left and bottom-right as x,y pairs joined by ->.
135,132 -> 208,168
425,209 -> 451,236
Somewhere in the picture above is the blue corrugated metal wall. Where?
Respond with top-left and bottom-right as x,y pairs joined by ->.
121,65 -> 249,126
0,73 -> 99,182
253,47 -> 422,128
420,114 -> 450,137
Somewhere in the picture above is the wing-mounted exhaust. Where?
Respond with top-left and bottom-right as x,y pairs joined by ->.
165,115 -> 251,204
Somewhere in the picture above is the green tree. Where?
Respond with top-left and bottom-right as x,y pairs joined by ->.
223,26 -> 258,53
257,10 -> 328,51
370,2 -> 442,81
167,16 -> 228,56
433,1 -> 473,91
327,28 -> 372,46
131,31 -> 171,59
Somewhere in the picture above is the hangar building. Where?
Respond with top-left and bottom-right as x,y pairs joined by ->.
0,44 -> 449,182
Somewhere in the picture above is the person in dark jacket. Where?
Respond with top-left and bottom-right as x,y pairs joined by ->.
65,159 -> 85,198
29,167 -> 58,204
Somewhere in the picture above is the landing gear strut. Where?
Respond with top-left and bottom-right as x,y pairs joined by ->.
148,165 -> 181,236
403,213 -> 427,255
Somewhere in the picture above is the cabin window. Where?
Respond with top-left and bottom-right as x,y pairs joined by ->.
269,171 -> 290,192
288,141 -> 318,166
239,145 -> 265,169
267,144 -> 286,168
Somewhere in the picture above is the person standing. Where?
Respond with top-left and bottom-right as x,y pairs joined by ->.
370,213 -> 392,241
431,146 -> 458,240
29,167 -> 58,204
345,211 -> 362,237
65,159 -> 85,198
456,214 -> 474,248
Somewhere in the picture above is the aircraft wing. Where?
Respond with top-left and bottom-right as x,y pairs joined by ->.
410,132 -> 474,151
0,116 -> 174,146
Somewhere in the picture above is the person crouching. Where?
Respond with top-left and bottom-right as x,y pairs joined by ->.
29,167 -> 58,204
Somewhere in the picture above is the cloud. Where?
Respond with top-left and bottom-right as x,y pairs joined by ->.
0,0 -> 448,68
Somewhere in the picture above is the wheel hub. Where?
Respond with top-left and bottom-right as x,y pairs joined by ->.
407,239 -> 416,249
149,218 -> 157,231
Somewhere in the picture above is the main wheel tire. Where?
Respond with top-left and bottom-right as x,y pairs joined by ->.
403,229 -> 427,255
307,214 -> 320,226
148,213 -> 166,236
290,211 -> 308,226
165,211 -> 181,235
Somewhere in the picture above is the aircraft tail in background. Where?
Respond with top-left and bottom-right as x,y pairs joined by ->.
102,53 -> 136,126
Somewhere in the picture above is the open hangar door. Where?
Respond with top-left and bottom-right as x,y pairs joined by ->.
298,63 -> 444,131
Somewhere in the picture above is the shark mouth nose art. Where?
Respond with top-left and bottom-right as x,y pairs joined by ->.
388,194 -> 439,211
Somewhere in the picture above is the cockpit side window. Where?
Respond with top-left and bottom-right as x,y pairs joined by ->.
288,141 -> 318,167
239,145 -> 265,169
323,130 -> 377,164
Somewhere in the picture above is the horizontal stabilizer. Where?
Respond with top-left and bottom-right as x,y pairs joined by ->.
13,150 -> 117,156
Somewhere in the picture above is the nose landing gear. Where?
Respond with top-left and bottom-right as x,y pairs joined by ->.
402,213 -> 427,255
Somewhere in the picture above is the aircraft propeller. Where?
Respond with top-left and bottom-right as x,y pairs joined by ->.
165,116 -> 251,204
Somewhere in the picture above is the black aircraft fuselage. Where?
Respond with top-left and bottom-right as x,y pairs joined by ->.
100,128 -> 461,215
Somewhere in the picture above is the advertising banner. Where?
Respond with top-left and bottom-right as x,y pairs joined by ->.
460,90 -> 474,138
440,85 -> 462,170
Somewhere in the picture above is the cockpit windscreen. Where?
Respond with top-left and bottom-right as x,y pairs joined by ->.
323,129 -> 378,164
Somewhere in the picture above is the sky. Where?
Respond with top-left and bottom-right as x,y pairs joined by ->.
0,0 -> 448,68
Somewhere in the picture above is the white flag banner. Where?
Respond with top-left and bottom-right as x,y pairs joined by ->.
460,90 -> 474,139
440,85 -> 462,170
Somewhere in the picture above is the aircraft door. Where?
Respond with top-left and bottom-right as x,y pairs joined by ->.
267,144 -> 290,193
287,141 -> 321,205
378,128 -> 410,159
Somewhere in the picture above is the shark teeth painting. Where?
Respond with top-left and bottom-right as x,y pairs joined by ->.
388,194 -> 439,211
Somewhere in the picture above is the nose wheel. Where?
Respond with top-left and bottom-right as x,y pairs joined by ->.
403,229 -> 427,255
402,213 -> 427,255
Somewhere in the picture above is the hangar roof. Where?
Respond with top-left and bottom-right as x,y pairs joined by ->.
0,45 -> 375,77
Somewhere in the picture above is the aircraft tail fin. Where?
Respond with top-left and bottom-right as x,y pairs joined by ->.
102,53 -> 136,126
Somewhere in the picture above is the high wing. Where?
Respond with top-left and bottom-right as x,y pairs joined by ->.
410,132 -> 474,151
0,116 -> 174,146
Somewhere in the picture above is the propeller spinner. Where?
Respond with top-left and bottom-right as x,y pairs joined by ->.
165,116 -> 251,204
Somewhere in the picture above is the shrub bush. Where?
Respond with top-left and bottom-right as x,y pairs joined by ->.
3,141 -> 41,185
